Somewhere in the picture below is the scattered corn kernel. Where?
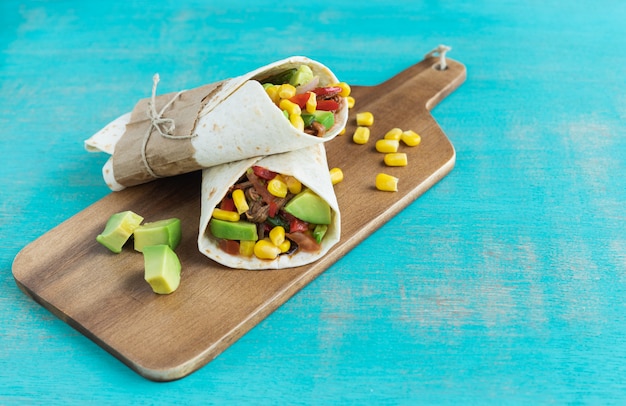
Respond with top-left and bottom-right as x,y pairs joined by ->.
278,83 -> 296,99
305,92 -> 317,113
401,130 -> 421,146
212,208 -> 240,222
384,152 -> 408,167
353,126 -> 370,144
384,128 -> 403,141
267,177 -> 288,198
269,226 -> 286,247
346,96 -> 355,108
329,167 -> 344,185
375,173 -> 399,192
254,239 -> 281,260
375,139 -> 400,153
232,189 -> 249,214
356,111 -> 374,126
239,240 -> 256,257
279,99 -> 301,116
289,113 -> 305,132
278,239 -> 291,253
339,127 -> 346,135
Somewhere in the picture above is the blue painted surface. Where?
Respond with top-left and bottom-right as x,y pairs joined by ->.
2,0 -> 626,403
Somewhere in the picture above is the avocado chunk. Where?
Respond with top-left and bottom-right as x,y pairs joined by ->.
143,245 -> 181,294
209,218 -> 259,241
289,65 -> 314,87
133,218 -> 181,252
96,211 -> 144,253
283,189 -> 331,225
313,111 -> 335,130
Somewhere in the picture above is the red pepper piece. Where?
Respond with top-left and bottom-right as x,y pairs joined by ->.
252,165 -> 277,180
316,99 -> 340,111
313,86 -> 342,97
289,93 -> 311,109
220,197 -> 236,212
268,201 -> 279,218
219,239 -> 240,255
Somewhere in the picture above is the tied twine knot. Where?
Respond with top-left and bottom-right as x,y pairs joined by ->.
425,44 -> 451,70
141,73 -> 194,179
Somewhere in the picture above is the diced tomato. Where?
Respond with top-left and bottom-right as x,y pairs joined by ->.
220,197 -> 236,212
313,87 -> 342,97
283,212 -> 309,233
252,166 -> 277,180
289,93 -> 310,109
219,239 -> 240,255
316,99 -> 340,111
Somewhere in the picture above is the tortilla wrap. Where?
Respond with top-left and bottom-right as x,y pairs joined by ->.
198,143 -> 340,270
85,56 -> 348,191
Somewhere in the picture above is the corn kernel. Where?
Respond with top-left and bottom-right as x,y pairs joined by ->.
305,92 -> 317,113
267,177 -> 288,198
339,127 -> 346,135
384,153 -> 408,167
212,208 -> 240,222
284,175 -> 302,194
353,126 -> 370,144
375,139 -> 400,153
254,239 -> 281,260
401,130 -> 421,146
232,189 -> 249,214
346,96 -> 355,109
375,173 -> 399,192
329,167 -> 344,185
269,226 -> 286,247
384,128 -> 403,141
278,83 -> 296,99
278,239 -> 291,253
239,240 -> 256,257
356,111 -> 374,126
279,99 -> 301,116
289,113 -> 304,132
331,82 -> 351,97
264,85 -> 280,104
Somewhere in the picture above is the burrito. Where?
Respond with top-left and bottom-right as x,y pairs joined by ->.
198,143 -> 340,270
85,56 -> 349,191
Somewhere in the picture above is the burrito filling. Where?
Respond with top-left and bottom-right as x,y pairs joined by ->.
208,165 -> 333,260
257,65 -> 349,137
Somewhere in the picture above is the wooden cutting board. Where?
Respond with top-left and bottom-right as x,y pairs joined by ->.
12,55 -> 466,381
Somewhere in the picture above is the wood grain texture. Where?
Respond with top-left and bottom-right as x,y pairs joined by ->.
12,57 -> 465,381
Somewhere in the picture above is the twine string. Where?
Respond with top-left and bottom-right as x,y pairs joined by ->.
425,45 -> 452,70
141,73 -> 193,178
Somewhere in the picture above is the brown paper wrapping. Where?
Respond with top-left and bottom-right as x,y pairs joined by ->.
112,81 -> 224,188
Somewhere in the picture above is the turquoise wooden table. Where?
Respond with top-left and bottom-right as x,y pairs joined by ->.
2,0 -> 626,403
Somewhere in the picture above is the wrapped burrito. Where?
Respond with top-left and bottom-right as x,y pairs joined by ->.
198,144 -> 340,270
85,56 -> 349,191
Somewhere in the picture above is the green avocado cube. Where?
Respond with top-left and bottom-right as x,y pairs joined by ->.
96,211 -> 144,253
289,65 -> 314,87
133,218 -> 182,252
313,110 -> 335,130
143,245 -> 181,294
283,189 -> 331,225
209,218 -> 258,241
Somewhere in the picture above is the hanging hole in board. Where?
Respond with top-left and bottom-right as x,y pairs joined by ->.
432,62 -> 448,71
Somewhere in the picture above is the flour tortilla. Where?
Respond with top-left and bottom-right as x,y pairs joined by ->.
198,143 -> 340,270
84,56 -> 348,191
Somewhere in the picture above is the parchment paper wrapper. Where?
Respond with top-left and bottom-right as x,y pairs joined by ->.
85,56 -> 348,191
198,143 -> 340,270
